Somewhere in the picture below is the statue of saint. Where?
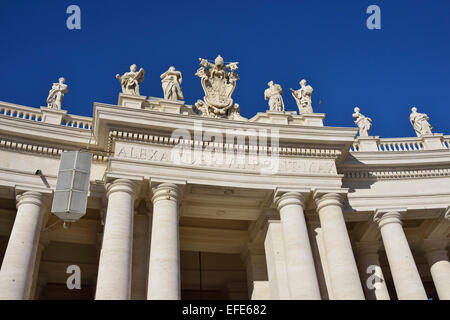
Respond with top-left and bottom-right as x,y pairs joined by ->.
352,107 -> 372,137
46,77 -> 68,110
116,64 -> 145,95
410,107 -> 433,137
160,66 -> 184,101
290,79 -> 313,114
264,81 -> 284,112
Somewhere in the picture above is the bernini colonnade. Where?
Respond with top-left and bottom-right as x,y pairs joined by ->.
0,58 -> 448,300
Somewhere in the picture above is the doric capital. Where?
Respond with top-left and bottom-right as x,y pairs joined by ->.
275,192 -> 306,211
16,191 -> 50,210
151,183 -> 181,204
106,178 -> 136,198
373,209 -> 406,228
314,192 -> 345,212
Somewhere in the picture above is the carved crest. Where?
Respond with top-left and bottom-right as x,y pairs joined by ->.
195,55 -> 243,119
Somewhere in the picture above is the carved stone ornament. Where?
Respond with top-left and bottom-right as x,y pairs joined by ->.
194,55 -> 244,120
353,107 -> 372,137
46,77 -> 68,110
116,64 -> 145,96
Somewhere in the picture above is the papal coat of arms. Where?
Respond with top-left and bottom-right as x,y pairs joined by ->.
195,55 -> 246,120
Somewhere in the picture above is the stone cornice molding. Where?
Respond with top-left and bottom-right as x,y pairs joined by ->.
341,167 -> 450,180
0,135 -> 108,162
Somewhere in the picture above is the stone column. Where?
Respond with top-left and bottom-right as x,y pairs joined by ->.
241,246 -> 268,299
264,221 -> 289,299
308,222 -> 332,299
422,239 -> 450,300
95,179 -> 136,300
147,183 -> 181,300
30,232 -> 50,300
131,202 -> 150,300
355,242 -> 390,300
314,193 -> 365,300
0,191 -> 49,300
276,192 -> 321,299
373,210 -> 427,300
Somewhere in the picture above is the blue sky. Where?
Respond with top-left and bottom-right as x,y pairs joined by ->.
0,0 -> 449,138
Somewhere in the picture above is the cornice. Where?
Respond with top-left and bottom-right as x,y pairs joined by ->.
340,166 -> 450,180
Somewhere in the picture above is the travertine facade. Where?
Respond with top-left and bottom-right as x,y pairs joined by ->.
0,60 -> 449,300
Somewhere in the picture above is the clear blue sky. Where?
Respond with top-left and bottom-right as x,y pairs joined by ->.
1,0 -> 449,138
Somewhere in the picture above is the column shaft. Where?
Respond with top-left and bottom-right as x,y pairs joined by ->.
147,183 -> 180,300
315,193 -> 365,300
375,211 -> 427,300
95,179 -> 135,300
0,191 -> 48,300
277,192 -> 321,299
423,241 -> 450,300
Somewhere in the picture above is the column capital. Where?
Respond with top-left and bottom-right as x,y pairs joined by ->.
16,191 -> 51,211
274,192 -> 306,211
151,183 -> 181,203
373,209 -> 406,228
314,192 -> 345,211
106,178 -> 136,199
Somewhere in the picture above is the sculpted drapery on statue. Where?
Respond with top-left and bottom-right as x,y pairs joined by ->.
116,64 -> 145,95
194,55 -> 245,120
352,107 -> 372,137
410,107 -> 433,137
160,66 -> 184,101
264,81 -> 284,112
46,77 -> 68,110
290,79 -> 313,114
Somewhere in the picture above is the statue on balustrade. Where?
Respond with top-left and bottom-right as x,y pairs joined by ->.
46,77 -> 68,110
264,81 -> 284,112
290,79 -> 313,114
116,64 -> 145,96
410,107 -> 433,137
195,55 -> 244,120
160,66 -> 184,101
352,107 -> 372,137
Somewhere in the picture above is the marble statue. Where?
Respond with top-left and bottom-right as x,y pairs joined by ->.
160,66 -> 184,101
352,107 -> 372,137
290,79 -> 313,114
46,77 -> 68,110
410,107 -> 433,137
194,55 -> 243,119
264,81 -> 284,112
116,64 -> 145,95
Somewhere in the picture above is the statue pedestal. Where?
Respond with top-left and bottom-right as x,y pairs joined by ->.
249,111 -> 293,125
40,107 -> 67,125
298,113 -> 325,127
118,93 -> 147,109
422,134 -> 444,150
356,136 -> 380,152
154,99 -> 185,114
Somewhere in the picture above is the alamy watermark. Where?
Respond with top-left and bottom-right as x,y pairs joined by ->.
66,264 -> 81,290
66,5 -> 81,30
366,5 -> 381,30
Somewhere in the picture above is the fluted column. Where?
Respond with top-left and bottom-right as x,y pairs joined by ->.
374,210 -> 427,300
276,192 -> 321,299
314,193 -> 365,300
147,183 -> 181,300
95,179 -> 136,300
355,242 -> 390,300
422,239 -> 450,300
0,191 -> 49,300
